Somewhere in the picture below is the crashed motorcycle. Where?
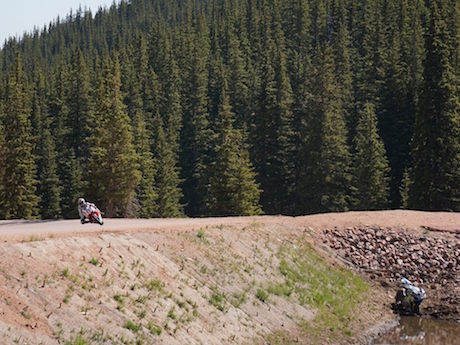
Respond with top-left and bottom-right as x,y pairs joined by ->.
393,278 -> 426,315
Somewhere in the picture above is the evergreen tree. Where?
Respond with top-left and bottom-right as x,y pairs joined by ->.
159,38 -> 183,154
134,36 -> 162,142
206,87 -> 261,216
66,49 -> 93,161
299,45 -> 352,213
49,61 -> 85,218
134,105 -> 158,218
0,53 -> 39,219
87,55 -> 140,217
0,121 -> 6,217
409,0 -> 460,211
121,48 -> 158,218
59,149 -> 84,218
226,20 -> 251,127
180,25 -> 213,216
331,0 -> 354,131
377,0 -> 424,208
30,72 -> 62,218
378,20 -> 410,208
355,0 -> 386,107
252,6 -> 295,214
312,0 -> 327,50
38,124 -> 62,218
352,102 -> 390,210
152,114 -> 184,217
400,167 -> 413,209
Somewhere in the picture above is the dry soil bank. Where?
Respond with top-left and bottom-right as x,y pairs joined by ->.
0,211 -> 458,345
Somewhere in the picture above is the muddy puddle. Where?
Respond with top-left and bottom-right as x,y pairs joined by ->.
373,316 -> 460,345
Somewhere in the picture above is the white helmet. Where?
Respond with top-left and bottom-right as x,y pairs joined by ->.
78,198 -> 85,206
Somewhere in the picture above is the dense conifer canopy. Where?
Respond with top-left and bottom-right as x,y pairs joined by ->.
0,0 -> 458,218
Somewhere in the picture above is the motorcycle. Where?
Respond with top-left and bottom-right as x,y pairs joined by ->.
393,278 -> 426,315
81,204 -> 104,226
89,208 -> 104,226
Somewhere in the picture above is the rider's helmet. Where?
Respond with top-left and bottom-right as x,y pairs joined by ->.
78,198 -> 85,206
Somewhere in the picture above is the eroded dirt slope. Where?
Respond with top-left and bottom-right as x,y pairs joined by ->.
0,211 -> 458,344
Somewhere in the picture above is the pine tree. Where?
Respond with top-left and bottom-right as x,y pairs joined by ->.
352,102 -> 390,210
299,45 -> 352,213
180,25 -> 213,216
377,0 -> 424,208
30,73 -> 62,219
49,61 -> 85,218
87,54 -> 140,217
59,149 -> 84,219
331,0 -> 354,131
251,6 -> 295,214
379,30 -> 405,208
0,53 -> 40,219
159,38 -> 183,154
312,0 -> 327,50
400,167 -> 413,209
152,114 -> 184,217
355,0 -> 386,107
66,49 -> 93,161
206,87 -> 261,216
226,19 -> 251,127
0,122 -> 6,217
409,0 -> 460,211
121,48 -> 158,218
282,0 -> 313,215
134,35 -> 162,143
208,50 -> 225,124
38,124 -> 62,218
134,106 -> 158,218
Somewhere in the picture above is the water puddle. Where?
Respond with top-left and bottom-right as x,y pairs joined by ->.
373,316 -> 460,345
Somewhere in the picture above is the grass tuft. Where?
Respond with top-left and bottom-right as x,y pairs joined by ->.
209,289 -> 226,312
146,321 -> 162,336
256,288 -> 269,303
89,258 -> 99,266
124,320 -> 141,333
197,229 -> 206,239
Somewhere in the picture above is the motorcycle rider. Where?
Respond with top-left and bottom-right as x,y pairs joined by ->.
78,198 -> 98,224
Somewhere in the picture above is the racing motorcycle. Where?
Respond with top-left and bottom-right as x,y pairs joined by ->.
81,205 -> 104,226
88,208 -> 104,226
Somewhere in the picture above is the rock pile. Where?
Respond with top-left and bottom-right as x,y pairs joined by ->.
322,226 -> 460,319
323,227 -> 459,285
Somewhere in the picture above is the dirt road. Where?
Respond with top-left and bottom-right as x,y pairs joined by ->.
1,210 -> 458,243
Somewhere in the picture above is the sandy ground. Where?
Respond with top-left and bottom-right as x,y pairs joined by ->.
1,210 -> 459,243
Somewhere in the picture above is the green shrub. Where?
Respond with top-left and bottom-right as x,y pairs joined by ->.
256,288 -> 269,302
124,320 -> 141,333
147,321 -> 162,336
89,258 -> 99,266
209,290 -> 226,312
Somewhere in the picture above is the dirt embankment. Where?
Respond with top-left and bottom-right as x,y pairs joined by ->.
0,210 -> 458,344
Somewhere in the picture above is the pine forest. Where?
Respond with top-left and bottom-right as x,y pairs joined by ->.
0,0 -> 458,219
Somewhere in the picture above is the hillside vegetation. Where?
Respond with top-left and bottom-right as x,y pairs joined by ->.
0,0 -> 459,220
